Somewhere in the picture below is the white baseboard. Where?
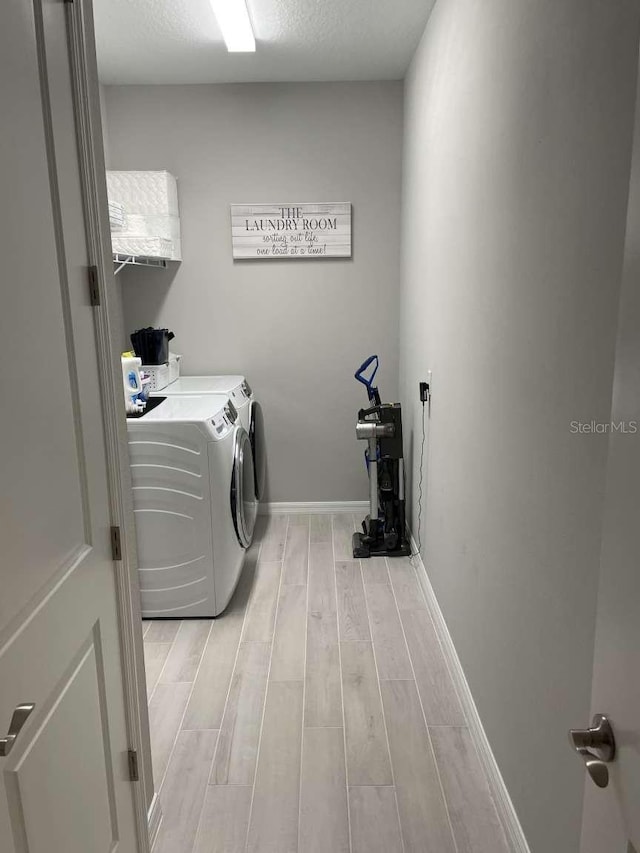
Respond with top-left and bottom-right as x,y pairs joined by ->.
259,501 -> 369,515
148,793 -> 162,849
409,534 -> 530,853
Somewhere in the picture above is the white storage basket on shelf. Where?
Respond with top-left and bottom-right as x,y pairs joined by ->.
106,170 -> 182,263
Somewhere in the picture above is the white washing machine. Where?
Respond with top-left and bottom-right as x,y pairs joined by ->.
127,395 -> 257,617
152,375 -> 265,500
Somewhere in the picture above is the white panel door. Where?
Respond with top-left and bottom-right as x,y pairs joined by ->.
0,0 -> 140,851
579,322 -> 640,853
579,72 -> 640,852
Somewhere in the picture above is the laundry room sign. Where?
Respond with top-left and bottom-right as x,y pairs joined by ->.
230,203 -> 352,259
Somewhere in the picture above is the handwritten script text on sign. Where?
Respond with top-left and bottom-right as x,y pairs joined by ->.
231,203 -> 352,259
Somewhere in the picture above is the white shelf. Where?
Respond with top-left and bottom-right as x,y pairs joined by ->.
112,253 -> 168,276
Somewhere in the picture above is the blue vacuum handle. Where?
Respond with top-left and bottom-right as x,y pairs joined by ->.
355,355 -> 381,405
355,355 -> 378,387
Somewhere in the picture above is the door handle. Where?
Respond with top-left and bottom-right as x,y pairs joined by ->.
569,714 -> 616,788
0,703 -> 35,757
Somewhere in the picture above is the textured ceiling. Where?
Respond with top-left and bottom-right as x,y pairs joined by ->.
93,0 -> 435,84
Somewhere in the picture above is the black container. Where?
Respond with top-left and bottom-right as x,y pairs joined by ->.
130,327 -> 175,365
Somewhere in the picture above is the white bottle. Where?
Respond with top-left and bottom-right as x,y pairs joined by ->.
121,354 -> 144,414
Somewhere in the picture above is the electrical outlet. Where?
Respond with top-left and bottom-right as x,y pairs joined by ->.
419,370 -> 432,403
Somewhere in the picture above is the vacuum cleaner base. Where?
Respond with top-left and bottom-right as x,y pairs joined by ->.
352,531 -> 412,559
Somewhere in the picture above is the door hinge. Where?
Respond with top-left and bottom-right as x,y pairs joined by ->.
127,749 -> 140,782
110,526 -> 122,562
88,265 -> 100,306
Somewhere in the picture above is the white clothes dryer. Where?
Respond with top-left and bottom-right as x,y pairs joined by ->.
127,394 -> 257,617
152,375 -> 265,500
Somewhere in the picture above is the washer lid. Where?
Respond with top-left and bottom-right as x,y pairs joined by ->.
158,375 -> 246,396
137,394 -> 229,422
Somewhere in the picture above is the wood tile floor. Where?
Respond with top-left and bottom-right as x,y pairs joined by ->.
143,513 -> 510,853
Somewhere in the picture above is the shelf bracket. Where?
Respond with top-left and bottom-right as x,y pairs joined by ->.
112,253 -> 169,276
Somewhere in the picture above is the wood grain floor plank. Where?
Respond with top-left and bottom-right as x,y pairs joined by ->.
305,539 -> 342,725
148,682 -> 192,790
144,642 -> 172,698
270,583 -> 306,682
192,786 -> 252,853
182,609 -> 245,730
153,729 -> 218,853
430,726 -> 509,853
340,641 -> 393,785
304,608 -> 342,727
387,557 -> 428,611
299,728 -> 349,853
381,679 -> 456,853
308,542 -> 336,614
159,619 -> 211,683
259,514 -> 288,562
336,561 -> 371,642
247,682 -> 304,853
210,641 -> 271,785
332,513 -> 356,561
364,583 -> 413,679
349,786 -> 403,853
361,556 -> 390,584
242,561 -> 281,642
282,522 -> 309,586
145,619 -> 182,643
309,513 -> 331,543
400,608 -> 465,725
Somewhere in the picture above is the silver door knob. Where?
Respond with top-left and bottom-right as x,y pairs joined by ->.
569,714 -> 616,788
0,703 -> 35,757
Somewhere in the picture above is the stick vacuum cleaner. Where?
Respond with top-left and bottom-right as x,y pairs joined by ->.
352,355 -> 411,559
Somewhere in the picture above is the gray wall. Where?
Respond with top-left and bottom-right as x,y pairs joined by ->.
104,82 -> 403,502
399,1 -> 639,851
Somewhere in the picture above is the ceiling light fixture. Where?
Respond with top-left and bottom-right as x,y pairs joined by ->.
210,0 -> 256,53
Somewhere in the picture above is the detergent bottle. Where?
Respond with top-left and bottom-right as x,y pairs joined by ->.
121,352 -> 145,414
